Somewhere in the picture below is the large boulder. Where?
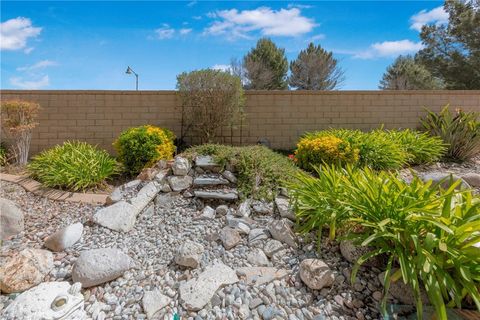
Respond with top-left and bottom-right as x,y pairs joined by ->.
93,201 -> 137,232
72,248 -> 133,288
462,173 -> 480,188
44,222 -> 83,252
175,241 -> 204,268
268,219 -> 297,248
3,282 -> 86,320
172,157 -> 191,176
179,263 -> 238,311
299,259 -> 335,290
0,248 -> 54,293
0,198 -> 24,240
168,175 -> 193,192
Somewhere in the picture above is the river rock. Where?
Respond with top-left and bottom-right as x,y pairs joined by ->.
0,198 -> 24,240
179,263 -> 238,311
268,219 -> 297,248
172,156 -> 191,176
93,201 -> 137,232
44,222 -> 84,252
299,259 -> 335,290
215,205 -> 229,216
72,248 -> 133,288
0,248 -> 54,293
195,206 -> 215,220
142,289 -> 171,319
175,240 -> 204,268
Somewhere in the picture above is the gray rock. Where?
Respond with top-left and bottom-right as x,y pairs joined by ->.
105,188 -> 122,205
172,156 -> 191,176
193,174 -> 229,186
72,248 -> 132,288
462,172 -> 480,187
263,239 -> 284,258
248,228 -> 270,245
268,219 -> 297,248
130,181 -> 159,211
179,263 -> 238,311
421,172 -> 470,189
3,282 -> 86,320
378,270 -> 429,305
251,200 -> 274,215
175,240 -> 204,268
275,197 -> 295,221
299,259 -> 335,290
339,240 -> 384,267
219,227 -> 242,250
93,201 -> 137,232
195,206 -> 215,220
247,248 -> 270,266
236,200 -> 252,217
155,193 -> 175,209
44,222 -> 83,252
0,198 -> 24,240
194,190 -> 239,201
215,205 -> 229,216
142,290 -> 171,319
262,306 -> 283,320
226,215 -> 252,234
221,170 -> 237,183
236,267 -> 289,286
195,155 -> 221,172
0,248 -> 54,293
168,175 -> 193,192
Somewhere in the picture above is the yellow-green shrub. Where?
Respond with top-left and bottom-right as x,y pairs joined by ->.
295,135 -> 359,170
114,125 -> 175,175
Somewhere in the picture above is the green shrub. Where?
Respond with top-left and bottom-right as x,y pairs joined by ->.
383,129 -> 446,165
288,164 -> 480,320
28,141 -> 119,191
113,125 -> 175,175
0,143 -> 8,166
295,135 -> 359,170
300,129 -> 408,170
421,105 -> 480,161
182,144 -> 301,200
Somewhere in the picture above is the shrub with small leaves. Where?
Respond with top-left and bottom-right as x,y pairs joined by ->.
113,125 -> 175,175
295,135 -> 359,170
28,141 -> 119,191
0,143 -> 8,166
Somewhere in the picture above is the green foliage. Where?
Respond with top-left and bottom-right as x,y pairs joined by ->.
416,0 -> 480,89
182,144 -> 301,200
381,129 -> 446,165
28,141 -> 119,191
243,38 -> 289,90
114,125 -> 175,175
0,143 -> 8,166
300,129 -> 408,170
176,69 -> 244,144
379,55 -> 444,90
288,164 -> 480,320
295,135 -> 359,170
421,105 -> 480,161
289,42 -> 345,90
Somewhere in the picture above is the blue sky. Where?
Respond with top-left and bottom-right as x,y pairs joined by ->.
1,1 -> 448,90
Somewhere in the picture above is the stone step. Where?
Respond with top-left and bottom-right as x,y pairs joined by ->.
195,156 -> 221,172
193,174 -> 229,187
193,189 -> 239,201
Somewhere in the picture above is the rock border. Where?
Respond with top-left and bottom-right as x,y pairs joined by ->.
0,173 -> 107,205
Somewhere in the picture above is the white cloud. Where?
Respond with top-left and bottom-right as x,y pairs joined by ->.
410,6 -> 448,32
179,28 -> 192,35
187,1 -> 197,7
287,4 -> 313,9
204,7 -> 317,39
355,40 -> 424,59
155,24 -> 175,39
17,60 -> 57,72
10,75 -> 49,89
308,34 -> 325,42
211,64 -> 231,72
0,17 -> 42,51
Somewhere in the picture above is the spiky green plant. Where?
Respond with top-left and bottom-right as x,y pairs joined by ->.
28,141 -> 119,191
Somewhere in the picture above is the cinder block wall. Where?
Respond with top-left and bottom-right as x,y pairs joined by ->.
0,90 -> 478,155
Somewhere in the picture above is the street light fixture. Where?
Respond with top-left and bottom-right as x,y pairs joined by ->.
125,66 -> 139,90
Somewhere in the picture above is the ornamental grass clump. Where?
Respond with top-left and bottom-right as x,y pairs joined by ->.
113,125 -> 175,175
421,105 -> 480,162
1,99 -> 40,165
288,164 -> 480,320
28,141 -> 119,191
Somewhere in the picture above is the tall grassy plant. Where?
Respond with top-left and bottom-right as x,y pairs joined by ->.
421,105 -> 480,161
28,141 -> 119,191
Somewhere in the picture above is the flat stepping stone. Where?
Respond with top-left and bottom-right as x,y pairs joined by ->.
194,189 -> 238,201
193,174 -> 229,187
195,156 -> 221,172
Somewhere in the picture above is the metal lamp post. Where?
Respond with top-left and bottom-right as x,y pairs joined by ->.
125,66 -> 139,90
